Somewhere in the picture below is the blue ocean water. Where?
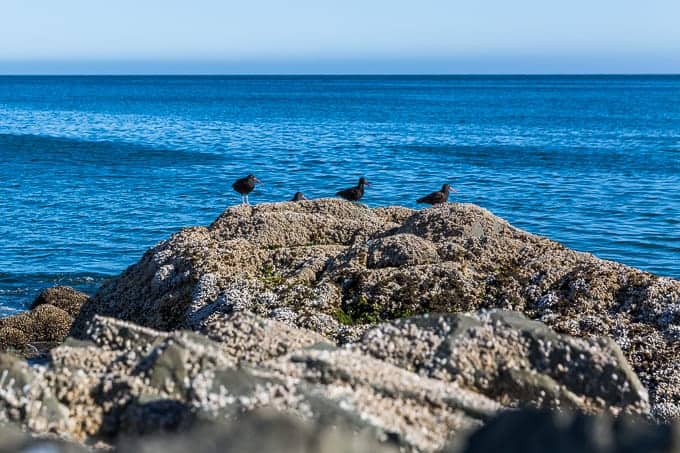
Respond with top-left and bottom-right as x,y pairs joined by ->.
1,75 -> 679,316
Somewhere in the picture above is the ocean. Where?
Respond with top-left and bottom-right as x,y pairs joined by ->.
1,75 -> 679,316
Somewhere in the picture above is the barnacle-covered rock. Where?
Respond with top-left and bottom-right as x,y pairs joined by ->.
358,311 -> 649,415
70,200 -> 679,419
30,286 -> 89,317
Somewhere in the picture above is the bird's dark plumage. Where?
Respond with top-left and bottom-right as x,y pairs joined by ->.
417,184 -> 453,205
336,177 -> 370,202
232,174 -> 261,205
291,192 -> 308,201
232,174 -> 260,195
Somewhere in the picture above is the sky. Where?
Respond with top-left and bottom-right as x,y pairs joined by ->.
1,0 -> 679,74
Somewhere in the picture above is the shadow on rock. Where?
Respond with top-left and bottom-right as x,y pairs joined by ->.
445,409 -> 679,453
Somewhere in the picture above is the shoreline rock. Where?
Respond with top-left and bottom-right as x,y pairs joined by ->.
357,310 -> 649,416
0,312 -> 655,451
1,199 -> 679,450
0,286 -> 89,357
70,200 -> 679,420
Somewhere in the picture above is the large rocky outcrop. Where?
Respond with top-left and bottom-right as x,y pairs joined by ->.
71,200 -> 679,420
1,312 -> 652,451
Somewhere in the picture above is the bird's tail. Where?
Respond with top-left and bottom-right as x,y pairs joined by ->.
416,197 -> 426,204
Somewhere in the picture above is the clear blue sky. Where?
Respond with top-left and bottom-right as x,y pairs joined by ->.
1,0 -> 679,74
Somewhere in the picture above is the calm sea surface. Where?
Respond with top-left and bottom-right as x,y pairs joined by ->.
1,75 -> 679,315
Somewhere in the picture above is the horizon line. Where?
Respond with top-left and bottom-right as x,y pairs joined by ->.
2,72 -> 680,77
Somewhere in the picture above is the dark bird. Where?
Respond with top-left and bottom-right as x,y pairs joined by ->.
416,184 -> 456,205
232,174 -> 262,205
291,192 -> 308,202
336,177 -> 370,202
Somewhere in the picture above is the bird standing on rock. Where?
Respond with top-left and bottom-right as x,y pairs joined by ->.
291,192 -> 308,201
416,184 -> 456,205
232,174 -> 262,206
336,177 -> 370,202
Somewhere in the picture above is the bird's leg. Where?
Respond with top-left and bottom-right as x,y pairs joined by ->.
241,195 -> 245,206
245,195 -> 250,206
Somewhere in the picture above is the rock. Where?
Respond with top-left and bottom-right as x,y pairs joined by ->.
0,285 -> 86,355
0,309 -> 69,355
358,311 -> 649,415
0,353 -> 71,433
445,409 -> 680,453
0,352 -> 34,391
366,234 -> 440,269
3,201 -> 666,448
118,397 -> 196,436
1,313 -> 502,451
146,342 -> 191,397
30,304 -> 73,342
118,410 -> 398,453
0,424 -> 87,453
267,345 -> 501,451
69,200 -> 679,419
0,327 -> 29,351
196,310 -> 333,364
103,314 -> 499,451
30,286 -> 89,317
0,312 -> 36,342
0,308 -> 668,452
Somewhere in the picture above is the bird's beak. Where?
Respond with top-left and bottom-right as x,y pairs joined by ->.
254,178 -> 262,184
366,182 -> 372,187
451,188 -> 458,193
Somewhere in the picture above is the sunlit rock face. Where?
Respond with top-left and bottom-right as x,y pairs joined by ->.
69,199 -> 679,422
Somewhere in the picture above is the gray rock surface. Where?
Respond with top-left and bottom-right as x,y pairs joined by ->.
358,310 -> 649,415
0,353 -> 71,433
1,311 -> 658,452
0,424 -> 86,453
47,315 -> 503,450
70,200 -> 679,419
117,410 -> 398,453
